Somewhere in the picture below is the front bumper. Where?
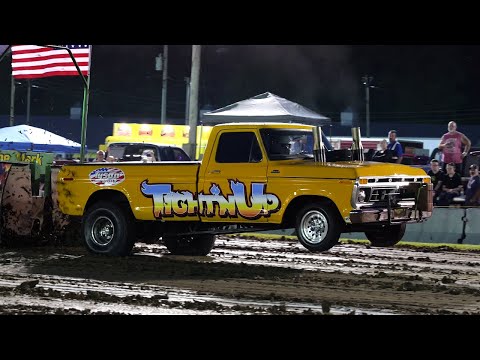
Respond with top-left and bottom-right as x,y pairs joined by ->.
349,208 -> 432,224
349,182 -> 433,225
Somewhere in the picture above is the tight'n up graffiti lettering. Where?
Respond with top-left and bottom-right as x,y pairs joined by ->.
140,179 -> 281,220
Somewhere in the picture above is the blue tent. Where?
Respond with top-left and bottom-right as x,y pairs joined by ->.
0,125 -> 82,153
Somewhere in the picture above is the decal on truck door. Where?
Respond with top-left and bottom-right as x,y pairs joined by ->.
140,179 -> 280,220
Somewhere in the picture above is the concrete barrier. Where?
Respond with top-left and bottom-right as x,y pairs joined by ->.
342,207 -> 470,244
403,208 -> 466,244
464,208 -> 480,245
260,207 -> 480,245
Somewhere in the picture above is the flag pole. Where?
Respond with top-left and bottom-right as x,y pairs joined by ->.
79,45 -> 92,163
43,45 -> 91,163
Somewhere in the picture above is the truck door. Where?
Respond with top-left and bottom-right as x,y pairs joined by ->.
199,130 -> 274,223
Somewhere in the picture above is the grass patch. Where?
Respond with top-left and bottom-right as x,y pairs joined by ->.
225,233 -> 480,252
339,238 -> 480,252
225,233 -> 298,241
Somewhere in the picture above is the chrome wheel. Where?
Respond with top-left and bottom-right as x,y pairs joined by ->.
91,216 -> 115,247
83,201 -> 135,256
296,203 -> 341,252
300,210 -> 329,245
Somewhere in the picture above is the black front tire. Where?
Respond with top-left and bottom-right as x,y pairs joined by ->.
163,234 -> 216,256
295,202 -> 342,252
82,201 -> 135,256
365,223 -> 406,247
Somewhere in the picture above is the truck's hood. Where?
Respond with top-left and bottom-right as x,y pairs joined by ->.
270,160 -> 428,179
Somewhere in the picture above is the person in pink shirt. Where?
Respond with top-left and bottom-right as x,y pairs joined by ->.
438,121 -> 471,175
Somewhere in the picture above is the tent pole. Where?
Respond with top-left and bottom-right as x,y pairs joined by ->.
26,79 -> 31,125
9,74 -> 15,126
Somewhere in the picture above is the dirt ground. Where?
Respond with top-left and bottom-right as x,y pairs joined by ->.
0,234 -> 479,315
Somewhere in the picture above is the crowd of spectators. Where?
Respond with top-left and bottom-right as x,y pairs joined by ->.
370,122 -> 479,207
430,121 -> 478,207
428,160 -> 480,207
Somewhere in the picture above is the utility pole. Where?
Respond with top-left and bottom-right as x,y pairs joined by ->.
161,45 -> 168,124
185,76 -> 190,124
188,45 -> 201,159
362,75 -> 373,137
9,75 -> 15,126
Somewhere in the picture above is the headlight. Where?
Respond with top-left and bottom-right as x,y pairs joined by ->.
357,190 -> 366,203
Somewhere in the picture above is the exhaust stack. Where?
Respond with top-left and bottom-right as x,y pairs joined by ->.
313,126 -> 326,164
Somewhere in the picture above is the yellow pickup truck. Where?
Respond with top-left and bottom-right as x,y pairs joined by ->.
57,122 -> 433,256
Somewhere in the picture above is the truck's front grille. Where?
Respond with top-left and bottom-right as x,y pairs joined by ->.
361,187 -> 416,207
355,177 -> 428,209
369,188 -> 400,202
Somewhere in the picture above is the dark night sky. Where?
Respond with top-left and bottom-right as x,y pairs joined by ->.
2,45 -> 480,125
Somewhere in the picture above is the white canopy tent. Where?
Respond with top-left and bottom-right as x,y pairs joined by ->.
201,92 -> 331,126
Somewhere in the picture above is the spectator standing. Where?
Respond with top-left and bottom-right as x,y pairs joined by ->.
465,164 -> 480,206
427,159 -> 444,205
387,130 -> 403,164
438,121 -> 471,175
437,162 -> 463,206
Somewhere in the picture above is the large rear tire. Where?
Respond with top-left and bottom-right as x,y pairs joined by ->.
295,202 -> 342,252
365,223 -> 406,247
82,201 -> 135,256
163,234 -> 216,256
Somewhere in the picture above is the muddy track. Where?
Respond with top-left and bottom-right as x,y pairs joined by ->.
0,235 -> 479,315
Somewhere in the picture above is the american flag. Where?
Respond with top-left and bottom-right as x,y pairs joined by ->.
11,45 -> 91,79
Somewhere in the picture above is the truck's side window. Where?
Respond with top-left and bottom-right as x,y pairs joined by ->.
215,132 -> 262,163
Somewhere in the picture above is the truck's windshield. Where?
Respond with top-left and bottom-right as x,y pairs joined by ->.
260,129 -> 332,160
